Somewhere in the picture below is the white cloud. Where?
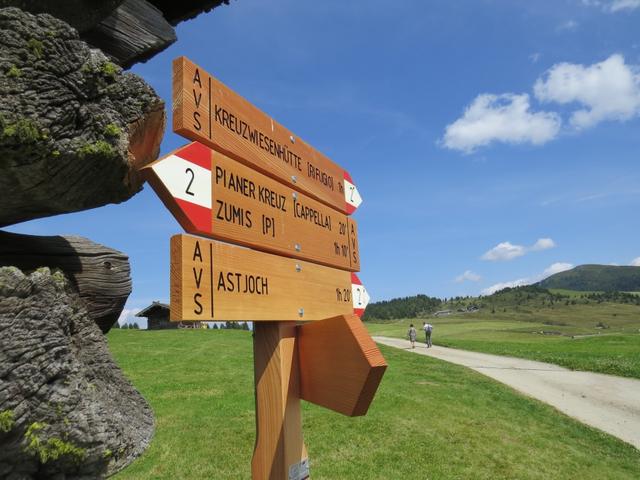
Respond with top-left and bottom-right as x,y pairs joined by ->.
631,257 -> 640,266
482,242 -> 526,261
482,238 -> 556,261
481,261 -> 573,295
481,278 -> 529,295
582,0 -> 640,11
532,238 -> 556,251
557,20 -> 579,31
529,52 -> 541,64
455,270 -> 482,283
534,54 -> 640,129
609,0 -> 640,11
441,93 -> 561,153
542,262 -> 574,277
118,307 -> 143,327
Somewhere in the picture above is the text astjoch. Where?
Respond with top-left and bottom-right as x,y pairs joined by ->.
170,234 -> 369,322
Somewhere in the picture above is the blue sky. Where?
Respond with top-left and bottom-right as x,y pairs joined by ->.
8,0 -> 640,326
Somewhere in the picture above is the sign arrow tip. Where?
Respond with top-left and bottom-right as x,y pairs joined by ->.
343,171 -> 363,214
351,273 -> 369,317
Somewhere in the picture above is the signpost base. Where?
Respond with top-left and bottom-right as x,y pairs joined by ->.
252,322 -> 309,480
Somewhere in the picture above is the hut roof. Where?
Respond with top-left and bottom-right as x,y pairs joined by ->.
135,301 -> 170,318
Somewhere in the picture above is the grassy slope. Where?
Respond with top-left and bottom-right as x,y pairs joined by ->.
366,302 -> 640,378
108,330 -> 639,480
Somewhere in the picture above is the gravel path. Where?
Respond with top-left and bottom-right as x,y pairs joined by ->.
374,336 -> 640,450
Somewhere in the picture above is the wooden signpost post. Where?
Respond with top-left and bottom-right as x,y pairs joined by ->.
143,56 -> 386,480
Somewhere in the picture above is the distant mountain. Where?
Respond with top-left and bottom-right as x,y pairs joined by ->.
537,265 -> 640,292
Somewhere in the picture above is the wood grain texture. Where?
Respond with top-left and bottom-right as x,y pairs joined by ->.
0,7 -> 165,227
252,322 -> 308,480
170,234 -> 356,322
173,56 -> 353,214
82,0 -> 177,68
0,231 -> 131,333
298,314 -> 387,417
143,143 -> 359,271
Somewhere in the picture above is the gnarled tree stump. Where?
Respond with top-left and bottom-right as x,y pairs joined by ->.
0,231 -> 131,333
0,266 -> 154,479
0,7 -> 165,227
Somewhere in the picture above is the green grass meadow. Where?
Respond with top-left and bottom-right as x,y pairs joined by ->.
367,303 -> 640,379
108,329 -> 640,479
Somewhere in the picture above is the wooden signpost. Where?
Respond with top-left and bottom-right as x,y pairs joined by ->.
173,56 -> 363,215
143,55 -> 386,480
143,142 -> 360,271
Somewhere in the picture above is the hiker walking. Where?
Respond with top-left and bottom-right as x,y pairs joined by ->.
423,322 -> 433,348
407,324 -> 417,349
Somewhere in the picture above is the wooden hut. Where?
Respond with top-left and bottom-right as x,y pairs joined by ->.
135,301 -> 175,330
136,301 -> 203,329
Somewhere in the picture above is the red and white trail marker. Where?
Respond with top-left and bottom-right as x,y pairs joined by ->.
147,143 -> 212,234
343,171 -> 363,215
351,273 -> 370,318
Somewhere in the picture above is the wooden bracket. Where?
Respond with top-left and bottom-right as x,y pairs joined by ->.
298,314 -> 387,417
251,316 -> 386,478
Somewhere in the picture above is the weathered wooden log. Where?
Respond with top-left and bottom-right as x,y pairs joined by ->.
0,0 -> 124,32
148,0 -> 229,26
0,231 -> 131,333
0,266 -> 154,478
0,7 -> 165,227
83,0 -> 177,68
1,1 -> 232,68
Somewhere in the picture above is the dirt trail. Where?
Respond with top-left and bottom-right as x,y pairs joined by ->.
374,336 -> 640,450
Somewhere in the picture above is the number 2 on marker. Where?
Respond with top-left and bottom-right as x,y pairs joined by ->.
185,168 -> 195,196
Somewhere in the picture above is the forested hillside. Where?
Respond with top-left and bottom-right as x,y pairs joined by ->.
537,265 -> 640,291
362,294 -> 441,320
363,284 -> 640,320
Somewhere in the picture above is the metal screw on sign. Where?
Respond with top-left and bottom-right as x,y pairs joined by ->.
290,135 -> 296,143
298,308 -> 304,317
292,192 -> 298,200
291,175 -> 297,184
294,244 -> 301,252
295,264 -> 302,272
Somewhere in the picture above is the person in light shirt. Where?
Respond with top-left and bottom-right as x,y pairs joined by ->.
407,324 -> 417,349
423,322 -> 433,348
